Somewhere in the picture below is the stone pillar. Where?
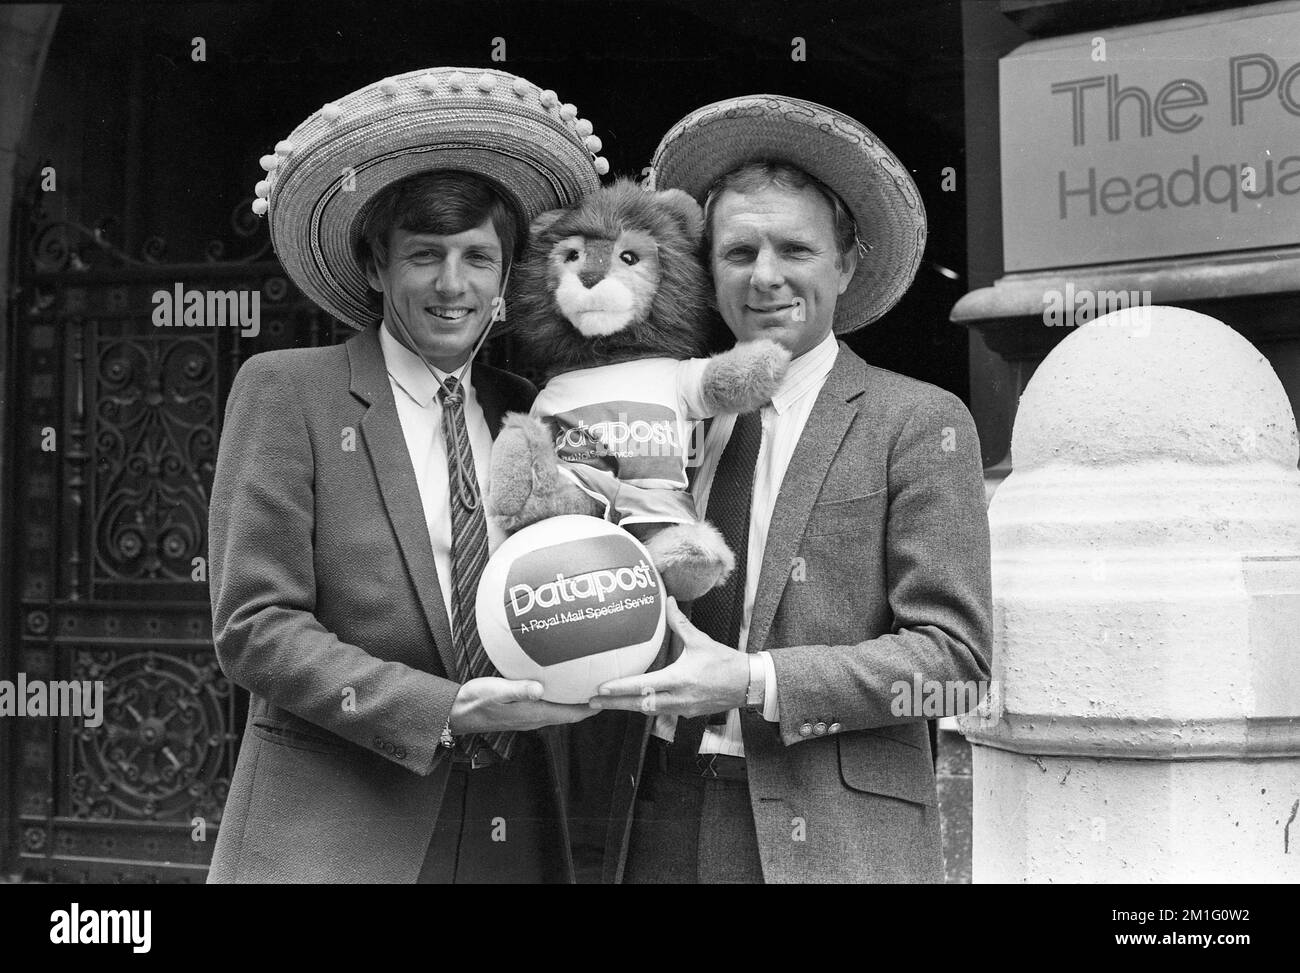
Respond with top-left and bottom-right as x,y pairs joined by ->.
967,305 -> 1300,882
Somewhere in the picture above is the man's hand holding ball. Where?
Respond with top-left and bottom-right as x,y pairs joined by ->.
589,597 -> 749,717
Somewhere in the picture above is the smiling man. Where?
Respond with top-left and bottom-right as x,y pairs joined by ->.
207,68 -> 606,883
361,174 -> 514,367
707,165 -> 857,359
589,97 -> 993,884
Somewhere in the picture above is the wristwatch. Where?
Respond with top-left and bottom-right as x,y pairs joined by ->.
745,653 -> 766,710
438,721 -> 456,749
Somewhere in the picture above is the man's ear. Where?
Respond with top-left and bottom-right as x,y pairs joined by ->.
837,244 -> 860,295
360,235 -> 388,292
529,208 -> 567,239
364,255 -> 385,293
653,188 -> 705,245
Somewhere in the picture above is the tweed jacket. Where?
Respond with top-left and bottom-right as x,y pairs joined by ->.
592,341 -> 993,883
205,323 -> 554,883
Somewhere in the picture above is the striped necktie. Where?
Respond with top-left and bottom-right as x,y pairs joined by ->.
439,376 -> 515,760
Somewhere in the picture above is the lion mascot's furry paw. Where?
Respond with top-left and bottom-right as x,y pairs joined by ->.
486,178 -> 790,601
488,413 -> 604,531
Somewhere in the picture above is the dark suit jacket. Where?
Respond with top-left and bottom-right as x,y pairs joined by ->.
593,342 -> 993,883
206,323 -> 552,883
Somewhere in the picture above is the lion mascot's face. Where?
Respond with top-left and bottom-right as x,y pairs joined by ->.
507,178 -> 716,374
548,217 -> 662,337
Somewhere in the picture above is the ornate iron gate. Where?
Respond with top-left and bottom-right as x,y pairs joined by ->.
5,193 -> 347,882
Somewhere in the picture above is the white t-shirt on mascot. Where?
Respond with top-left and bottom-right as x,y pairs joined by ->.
529,357 -> 711,528
475,515 -> 666,703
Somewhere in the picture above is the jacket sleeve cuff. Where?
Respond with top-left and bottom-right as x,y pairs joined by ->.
757,651 -> 780,722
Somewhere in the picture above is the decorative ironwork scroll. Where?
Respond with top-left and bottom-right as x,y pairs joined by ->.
71,648 -> 231,823
93,334 -> 216,583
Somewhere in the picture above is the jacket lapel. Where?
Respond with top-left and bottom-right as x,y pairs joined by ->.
348,325 -> 461,680
745,344 -> 869,656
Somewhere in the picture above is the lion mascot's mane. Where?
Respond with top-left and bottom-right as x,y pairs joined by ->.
506,178 -> 716,376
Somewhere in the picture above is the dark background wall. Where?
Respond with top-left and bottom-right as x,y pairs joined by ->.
18,0 -> 972,397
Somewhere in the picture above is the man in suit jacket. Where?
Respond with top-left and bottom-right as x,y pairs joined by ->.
207,68 -> 607,882
587,96 -> 993,883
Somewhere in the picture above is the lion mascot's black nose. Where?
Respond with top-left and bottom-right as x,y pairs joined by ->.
577,240 -> 614,288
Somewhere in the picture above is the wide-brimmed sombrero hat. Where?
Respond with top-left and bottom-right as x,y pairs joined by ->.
648,95 -> 926,333
250,67 -> 607,330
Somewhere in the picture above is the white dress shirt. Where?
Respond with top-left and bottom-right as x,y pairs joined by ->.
654,332 -> 840,756
379,323 -> 506,624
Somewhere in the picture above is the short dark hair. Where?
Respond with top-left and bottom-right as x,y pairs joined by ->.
356,170 -> 521,276
701,160 -> 860,266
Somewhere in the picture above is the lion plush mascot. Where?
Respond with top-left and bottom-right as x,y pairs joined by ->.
487,178 -> 790,600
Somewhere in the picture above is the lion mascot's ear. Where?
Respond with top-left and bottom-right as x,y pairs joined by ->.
529,208 -> 567,239
651,188 -> 705,246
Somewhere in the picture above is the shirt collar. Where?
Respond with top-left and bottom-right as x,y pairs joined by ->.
378,321 -> 471,408
770,331 -> 839,415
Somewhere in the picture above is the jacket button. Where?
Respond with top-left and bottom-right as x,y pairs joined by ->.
799,722 -> 813,737
395,746 -> 408,759
828,722 -> 842,734
813,722 -> 827,736
373,737 -> 383,747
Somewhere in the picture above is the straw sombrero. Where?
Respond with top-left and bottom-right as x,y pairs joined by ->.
250,67 -> 606,330
648,95 -> 926,333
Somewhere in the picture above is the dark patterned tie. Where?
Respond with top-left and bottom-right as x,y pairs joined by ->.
439,376 -> 515,760
673,410 -> 763,752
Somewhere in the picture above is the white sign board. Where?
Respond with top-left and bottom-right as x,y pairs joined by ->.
1000,1 -> 1300,272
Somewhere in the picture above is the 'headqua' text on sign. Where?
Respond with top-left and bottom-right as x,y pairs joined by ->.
999,0 -> 1300,271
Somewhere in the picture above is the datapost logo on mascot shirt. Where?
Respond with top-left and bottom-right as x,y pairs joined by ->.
550,401 -> 685,482
476,515 -> 666,702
